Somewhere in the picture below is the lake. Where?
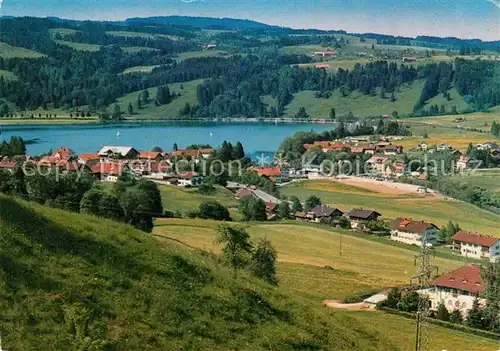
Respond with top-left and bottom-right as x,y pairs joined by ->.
0,122 -> 335,156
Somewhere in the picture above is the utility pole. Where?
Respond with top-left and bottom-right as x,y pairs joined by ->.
411,233 -> 438,351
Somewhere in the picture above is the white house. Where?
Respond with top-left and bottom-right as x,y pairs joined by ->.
450,231 -> 500,262
390,218 -> 439,246
91,162 -> 130,182
177,172 -> 204,187
456,155 -> 472,171
366,155 -> 389,175
436,143 -> 451,151
417,142 -> 428,151
418,265 -> 486,317
98,146 -> 139,162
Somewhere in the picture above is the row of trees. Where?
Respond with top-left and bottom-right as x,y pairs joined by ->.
0,136 -> 26,157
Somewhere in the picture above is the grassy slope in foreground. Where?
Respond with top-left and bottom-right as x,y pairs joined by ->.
0,195 -> 398,350
281,180 -> 500,235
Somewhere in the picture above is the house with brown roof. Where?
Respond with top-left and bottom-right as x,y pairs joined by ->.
138,151 -> 164,162
345,209 -> 381,229
98,146 -> 139,162
311,205 -> 343,222
250,166 -> 290,183
295,211 -> 315,222
418,265 -> 486,317
451,231 -> 500,262
78,153 -> 100,165
366,155 -> 390,175
177,171 -> 204,187
0,161 -> 18,173
390,218 -> 439,247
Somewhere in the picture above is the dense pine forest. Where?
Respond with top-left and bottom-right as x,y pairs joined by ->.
0,16 -> 499,119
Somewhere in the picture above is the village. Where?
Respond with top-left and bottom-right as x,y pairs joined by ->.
0,135 -> 499,323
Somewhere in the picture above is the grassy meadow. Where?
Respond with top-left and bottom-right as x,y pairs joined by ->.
281,80 -> 424,118
176,50 -> 228,60
54,40 -> 101,52
117,78 -> 204,118
280,180 -> 500,235
120,46 -> 159,53
120,65 -> 162,74
153,219 -> 464,292
0,42 -> 46,59
0,69 -> 18,80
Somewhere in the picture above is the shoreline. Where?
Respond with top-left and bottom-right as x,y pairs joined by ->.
0,117 -> 339,126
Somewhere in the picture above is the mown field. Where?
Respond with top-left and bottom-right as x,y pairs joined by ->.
176,50 -> 228,60
117,78 -> 204,118
154,218 -> 464,292
408,112 -> 500,131
0,69 -> 18,80
106,30 -> 180,41
0,42 -> 46,59
447,169 -> 500,193
54,40 -> 101,52
280,180 -> 500,235
157,184 -> 240,218
120,64 -> 162,74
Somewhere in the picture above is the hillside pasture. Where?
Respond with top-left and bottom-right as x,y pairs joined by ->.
54,40 -> 101,52
284,80 -> 425,118
120,46 -> 159,53
120,65 -> 163,74
0,70 -> 18,80
106,31 -> 180,41
117,78 -> 203,118
176,50 -> 228,60
48,28 -> 81,37
280,180 -> 500,235
0,42 -> 45,59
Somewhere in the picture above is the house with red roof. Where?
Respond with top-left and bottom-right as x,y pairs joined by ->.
53,147 -> 76,160
390,218 -> 439,246
418,265 -> 486,317
138,151 -> 164,162
451,231 -> 500,262
91,162 -> 130,182
78,153 -> 100,165
0,161 -> 18,173
250,166 -> 290,183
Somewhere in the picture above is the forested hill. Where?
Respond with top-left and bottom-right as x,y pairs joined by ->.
125,16 -> 279,30
0,16 -> 499,120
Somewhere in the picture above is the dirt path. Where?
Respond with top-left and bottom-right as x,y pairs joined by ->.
323,300 -> 375,311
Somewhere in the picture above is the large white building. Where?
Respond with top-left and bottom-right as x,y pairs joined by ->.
390,218 -> 439,247
450,231 -> 500,262
418,265 -> 486,317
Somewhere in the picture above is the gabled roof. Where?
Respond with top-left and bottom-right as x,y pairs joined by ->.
78,153 -> 99,161
391,218 -> 439,234
172,149 -> 199,158
252,166 -> 281,177
98,146 -> 138,157
311,205 -> 343,217
139,151 -> 162,159
347,209 -> 381,219
451,231 -> 499,247
91,162 -> 128,175
54,147 -> 75,158
235,187 -> 254,199
178,171 -> 200,179
431,265 -> 484,295
367,156 -> 389,164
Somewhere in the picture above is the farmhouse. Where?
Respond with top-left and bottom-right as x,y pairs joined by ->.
78,153 -> 99,164
250,166 -> 290,183
417,142 -> 428,151
98,146 -> 139,162
138,151 -> 164,162
390,218 -> 439,247
311,205 -> 343,222
0,161 -> 17,173
177,172 -> 204,187
295,211 -> 315,222
450,231 -> 500,262
366,155 -> 389,175
345,209 -> 381,229
456,155 -> 472,171
315,63 -> 330,69
91,162 -> 130,182
313,50 -> 336,57
418,265 -> 486,317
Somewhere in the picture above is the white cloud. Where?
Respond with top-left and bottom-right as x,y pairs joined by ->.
486,0 -> 500,9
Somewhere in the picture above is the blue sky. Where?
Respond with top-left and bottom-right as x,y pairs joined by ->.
2,0 -> 499,40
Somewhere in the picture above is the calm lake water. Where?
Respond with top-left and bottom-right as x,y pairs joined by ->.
0,122 -> 335,156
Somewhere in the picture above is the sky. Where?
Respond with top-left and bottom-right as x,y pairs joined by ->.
1,0 -> 499,40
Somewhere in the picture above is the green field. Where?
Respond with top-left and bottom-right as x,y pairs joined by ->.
120,46 -> 159,53
157,184 -> 240,218
54,40 -> 101,52
121,65 -> 162,74
0,42 -> 45,59
448,170 -> 500,193
425,87 -> 470,112
117,79 -> 203,118
409,112 -> 500,131
48,28 -> 81,37
0,70 -> 18,80
280,180 -> 500,235
176,50 -> 228,60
